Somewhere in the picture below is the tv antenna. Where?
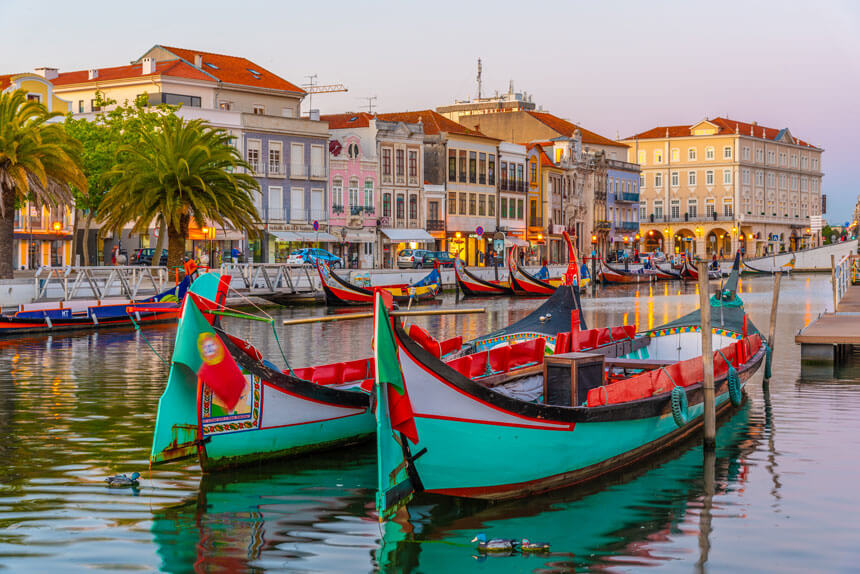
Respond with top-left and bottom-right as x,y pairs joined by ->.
360,96 -> 378,114
301,73 -> 348,115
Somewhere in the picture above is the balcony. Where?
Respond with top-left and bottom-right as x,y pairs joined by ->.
616,192 -> 640,203
332,204 -> 345,215
595,220 -> 611,230
350,205 -> 364,216
290,164 -> 307,178
248,160 -> 264,177
645,213 -> 736,224
262,208 -> 328,223
501,181 -> 526,192
310,165 -> 326,179
426,219 -> 445,231
268,161 -> 285,177
618,222 -> 639,231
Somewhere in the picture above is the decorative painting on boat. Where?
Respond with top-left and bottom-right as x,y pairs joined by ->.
201,374 -> 262,435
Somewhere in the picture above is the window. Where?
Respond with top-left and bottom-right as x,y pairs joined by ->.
311,189 -> 323,220
654,200 -> 664,219
395,149 -> 405,179
459,192 -> 467,214
654,172 -> 662,187
779,174 -> 787,189
767,150 -> 776,164
800,177 -> 808,192
219,101 -> 232,111
639,173 -> 646,188
448,150 -> 457,182
247,140 -> 261,173
705,147 -> 714,160
290,187 -> 304,221
268,186 -> 283,220
469,193 -> 477,215
791,154 -> 798,168
349,178 -> 359,208
767,172 -> 775,188
779,152 -> 787,166
383,193 -> 391,217
517,164 -> 523,188
458,151 -> 467,183
500,161 -> 508,188
801,156 -> 808,169
364,180 -> 374,208
756,171 -> 764,186
382,148 -> 392,178
78,100 -> 84,113
469,152 -> 477,184
332,177 -> 343,207
91,99 -> 102,112
488,194 -> 495,217
688,147 -> 697,161
478,195 -> 486,216
723,146 -> 732,159
310,145 -> 324,178
478,152 -> 487,185
689,171 -> 699,186
671,171 -> 679,187
291,143 -> 305,175
671,148 -> 680,162
670,199 -> 680,219
281,107 -> 294,118
409,195 -> 418,220
654,149 -> 663,163
723,169 -> 732,185
268,142 -> 282,175
742,169 -> 750,185
160,93 -> 201,107
687,199 -> 698,218
742,147 -> 750,161
723,198 -> 733,217
756,149 -> 764,162
705,199 -> 715,218
517,199 -> 524,220
396,195 -> 405,220
408,150 -> 418,180
706,170 -> 714,185
529,161 -> 537,183
638,150 -> 646,165
448,192 -> 456,214
488,154 -> 495,185
812,158 -> 819,170
791,175 -> 798,191
501,197 -> 508,217
640,202 -> 647,220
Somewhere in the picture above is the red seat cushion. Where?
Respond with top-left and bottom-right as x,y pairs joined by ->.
312,363 -> 344,385
469,351 -> 490,378
577,329 -> 599,350
290,367 -> 314,381
439,336 -> 463,356
554,332 -> 571,355
409,324 -> 441,358
595,328 -> 612,347
509,338 -> 545,369
342,359 -> 371,383
488,345 -> 510,373
447,356 -> 472,378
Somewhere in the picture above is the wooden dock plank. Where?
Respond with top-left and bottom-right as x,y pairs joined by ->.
795,312 -> 860,344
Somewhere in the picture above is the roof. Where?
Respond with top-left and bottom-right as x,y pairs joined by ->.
0,74 -> 12,90
51,59 -> 211,86
627,117 -> 818,148
526,111 -> 628,148
376,109 -> 493,138
319,112 -> 374,129
157,46 -> 305,94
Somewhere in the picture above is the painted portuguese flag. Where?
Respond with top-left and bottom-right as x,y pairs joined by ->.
172,296 -> 246,411
374,294 -> 419,444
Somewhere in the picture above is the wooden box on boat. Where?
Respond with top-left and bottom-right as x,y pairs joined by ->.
543,352 -> 605,407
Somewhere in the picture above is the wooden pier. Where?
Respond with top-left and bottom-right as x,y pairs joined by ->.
795,254 -> 859,361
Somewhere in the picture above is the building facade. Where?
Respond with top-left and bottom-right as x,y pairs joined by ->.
623,117 -> 824,257
606,159 -> 641,252
0,72 -> 74,269
497,142 -> 528,256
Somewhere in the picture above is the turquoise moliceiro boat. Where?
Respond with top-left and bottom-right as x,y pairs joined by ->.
150,273 -> 375,471
373,253 -> 765,519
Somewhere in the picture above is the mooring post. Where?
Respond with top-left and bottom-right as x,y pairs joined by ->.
831,254 -> 837,312
698,261 -> 716,449
766,272 -> 782,383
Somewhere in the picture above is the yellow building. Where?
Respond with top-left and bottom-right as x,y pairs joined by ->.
0,72 -> 74,269
622,117 -> 824,258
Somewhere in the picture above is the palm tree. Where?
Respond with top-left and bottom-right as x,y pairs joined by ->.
0,89 -> 87,278
99,114 -> 260,270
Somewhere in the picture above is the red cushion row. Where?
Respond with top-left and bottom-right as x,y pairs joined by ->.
409,324 -> 462,358
445,337 -> 546,380
288,358 -> 374,386
554,325 -> 636,355
586,333 -> 762,407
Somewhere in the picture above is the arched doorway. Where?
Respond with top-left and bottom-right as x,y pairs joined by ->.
706,228 -> 731,258
676,228 -> 697,256
643,229 -> 663,253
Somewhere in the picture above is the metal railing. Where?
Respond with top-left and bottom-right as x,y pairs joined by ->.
310,165 -> 326,179
426,219 -> 445,231
832,253 -> 851,311
617,192 -> 640,203
290,164 -> 308,178
268,161 -> 285,176
33,265 -> 169,301
220,262 -> 318,294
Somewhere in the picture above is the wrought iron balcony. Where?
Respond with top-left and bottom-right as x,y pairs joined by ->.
426,219 -> 445,231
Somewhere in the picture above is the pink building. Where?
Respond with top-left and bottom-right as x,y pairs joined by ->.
322,113 -> 379,268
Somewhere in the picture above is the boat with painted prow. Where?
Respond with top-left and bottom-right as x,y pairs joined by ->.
453,256 -> 513,297
373,254 -> 763,517
316,259 -> 441,306
0,276 -> 191,336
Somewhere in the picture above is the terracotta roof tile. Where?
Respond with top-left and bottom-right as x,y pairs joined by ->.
376,109 -> 495,138
51,60 -> 211,86
0,74 -> 13,90
159,46 -> 305,93
526,111 -> 628,148
627,117 -> 818,148
319,112 -> 373,129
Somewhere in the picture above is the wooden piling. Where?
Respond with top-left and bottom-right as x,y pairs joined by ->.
765,272 -> 782,382
697,261 -> 716,449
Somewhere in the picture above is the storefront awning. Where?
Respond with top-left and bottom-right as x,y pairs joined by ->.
270,230 -> 338,242
504,237 -> 530,247
344,230 -> 377,243
380,228 -> 435,243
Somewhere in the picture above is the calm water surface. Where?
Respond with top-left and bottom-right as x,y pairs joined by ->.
1,275 -> 859,572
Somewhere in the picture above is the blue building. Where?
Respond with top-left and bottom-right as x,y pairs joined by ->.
605,158 -> 641,253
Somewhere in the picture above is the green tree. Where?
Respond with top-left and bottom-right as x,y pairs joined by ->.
822,224 -> 833,244
65,92 -> 176,265
0,89 -> 87,278
98,115 -> 260,269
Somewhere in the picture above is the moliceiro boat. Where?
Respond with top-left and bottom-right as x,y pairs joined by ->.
0,276 -> 191,336
599,261 -> 656,284
681,255 -> 722,280
453,257 -> 513,296
373,256 -> 764,518
316,260 -> 441,306
150,273 -> 375,471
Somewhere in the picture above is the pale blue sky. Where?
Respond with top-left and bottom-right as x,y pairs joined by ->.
2,0 -> 858,222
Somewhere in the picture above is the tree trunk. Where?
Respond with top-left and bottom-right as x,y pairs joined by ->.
151,218 -> 167,267
167,212 -> 190,271
81,212 -> 94,266
0,188 -> 15,279
70,207 -> 81,267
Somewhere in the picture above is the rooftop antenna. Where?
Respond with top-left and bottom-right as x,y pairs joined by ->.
362,96 -> 378,114
301,74 -> 348,116
476,58 -> 482,100
304,74 -> 317,115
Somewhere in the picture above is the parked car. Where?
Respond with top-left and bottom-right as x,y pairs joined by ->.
286,248 -> 343,268
131,248 -> 168,266
421,251 -> 456,268
397,249 -> 431,269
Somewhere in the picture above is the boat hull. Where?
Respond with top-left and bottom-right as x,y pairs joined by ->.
317,261 -> 440,306
0,307 -> 178,336
599,262 -> 654,284
454,259 -> 512,296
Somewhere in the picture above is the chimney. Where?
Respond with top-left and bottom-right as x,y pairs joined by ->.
88,69 -> 99,80
34,67 -> 58,80
141,57 -> 156,75
194,54 -> 203,68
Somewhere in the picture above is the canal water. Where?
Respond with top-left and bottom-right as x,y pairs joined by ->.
1,274 -> 859,572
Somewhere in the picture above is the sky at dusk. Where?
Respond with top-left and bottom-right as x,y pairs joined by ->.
2,0 -> 858,222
